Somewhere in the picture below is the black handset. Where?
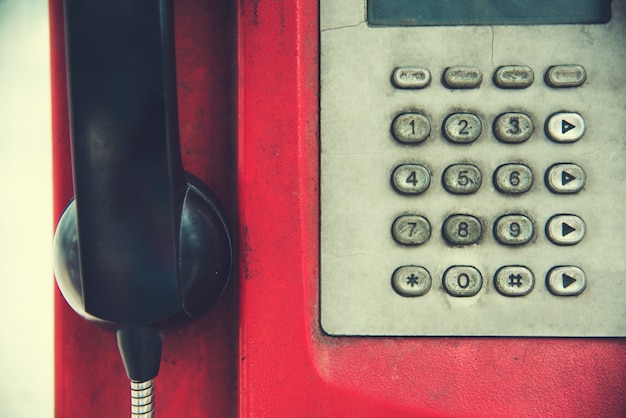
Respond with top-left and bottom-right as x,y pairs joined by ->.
52,0 -> 232,414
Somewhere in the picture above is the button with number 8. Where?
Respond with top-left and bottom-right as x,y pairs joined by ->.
392,164 -> 431,195
493,214 -> 534,245
443,214 -> 482,245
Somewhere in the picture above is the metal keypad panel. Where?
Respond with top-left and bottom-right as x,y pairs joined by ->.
320,0 -> 626,336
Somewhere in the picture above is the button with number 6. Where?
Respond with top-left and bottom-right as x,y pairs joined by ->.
493,214 -> 534,245
392,164 -> 431,195
493,163 -> 533,194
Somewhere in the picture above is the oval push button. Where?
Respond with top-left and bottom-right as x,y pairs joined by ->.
392,112 -> 431,144
443,214 -> 482,245
493,113 -> 534,143
442,164 -> 482,194
392,164 -> 431,195
545,163 -> 586,194
443,113 -> 482,144
546,266 -> 586,296
443,66 -> 482,89
443,266 -> 483,297
392,266 -> 432,297
493,65 -> 534,89
545,65 -> 586,88
546,112 -> 585,143
392,215 -> 431,245
494,266 -> 535,296
391,67 -> 431,89
493,164 -> 534,194
546,214 -> 586,245
493,214 -> 534,245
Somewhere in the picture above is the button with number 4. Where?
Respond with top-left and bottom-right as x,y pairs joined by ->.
443,266 -> 483,297
392,164 -> 431,195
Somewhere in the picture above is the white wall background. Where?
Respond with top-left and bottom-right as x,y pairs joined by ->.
0,0 -> 54,416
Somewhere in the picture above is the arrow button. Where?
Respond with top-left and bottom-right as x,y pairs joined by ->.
546,214 -> 585,245
546,163 -> 586,194
546,112 -> 585,143
547,266 -> 586,296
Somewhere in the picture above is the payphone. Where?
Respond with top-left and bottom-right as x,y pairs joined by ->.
52,0 -> 626,416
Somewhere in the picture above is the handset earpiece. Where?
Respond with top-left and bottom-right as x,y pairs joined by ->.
52,0 -> 232,412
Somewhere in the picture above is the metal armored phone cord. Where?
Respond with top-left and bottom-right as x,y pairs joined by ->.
131,380 -> 155,417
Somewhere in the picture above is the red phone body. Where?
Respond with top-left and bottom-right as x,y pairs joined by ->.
52,0 -> 626,416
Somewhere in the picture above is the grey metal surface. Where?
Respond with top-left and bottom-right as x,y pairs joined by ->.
320,0 -> 626,336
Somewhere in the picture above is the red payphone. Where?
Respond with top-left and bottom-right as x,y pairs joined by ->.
52,0 -> 626,416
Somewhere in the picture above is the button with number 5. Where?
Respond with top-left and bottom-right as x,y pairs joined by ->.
392,164 -> 431,195
442,164 -> 482,194
493,214 -> 534,245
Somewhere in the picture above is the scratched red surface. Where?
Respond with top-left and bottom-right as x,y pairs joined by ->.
53,0 -> 626,417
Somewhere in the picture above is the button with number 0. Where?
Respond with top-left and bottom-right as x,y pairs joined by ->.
493,112 -> 534,143
392,215 -> 431,245
443,266 -> 483,297
443,214 -> 482,245
493,214 -> 534,245
493,163 -> 534,194
442,164 -> 482,194
392,112 -> 431,144
392,266 -> 432,297
392,164 -> 431,195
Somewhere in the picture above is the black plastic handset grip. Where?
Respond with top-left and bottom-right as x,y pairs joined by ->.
55,0 -> 231,338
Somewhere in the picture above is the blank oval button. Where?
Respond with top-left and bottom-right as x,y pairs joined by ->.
443,214 -> 482,245
392,164 -> 431,195
494,266 -> 535,296
545,65 -> 586,88
494,65 -> 534,89
391,67 -> 431,89
494,214 -> 534,245
443,113 -> 482,144
443,266 -> 483,297
392,215 -> 431,245
494,113 -> 534,143
545,163 -> 586,194
546,112 -> 585,143
442,164 -> 482,194
494,164 -> 533,194
443,66 -> 482,89
392,113 -> 431,144
546,214 -> 586,245
392,266 -> 432,297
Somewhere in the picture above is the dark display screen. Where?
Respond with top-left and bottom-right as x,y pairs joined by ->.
367,0 -> 611,26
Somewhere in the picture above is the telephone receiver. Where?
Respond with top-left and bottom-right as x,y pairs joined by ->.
52,0 -> 232,412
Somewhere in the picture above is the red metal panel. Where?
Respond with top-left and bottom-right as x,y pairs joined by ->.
237,1 -> 626,417
51,0 -> 238,416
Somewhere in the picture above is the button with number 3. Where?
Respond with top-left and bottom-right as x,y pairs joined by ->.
392,164 -> 431,194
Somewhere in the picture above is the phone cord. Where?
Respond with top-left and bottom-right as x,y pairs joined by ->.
131,379 -> 155,417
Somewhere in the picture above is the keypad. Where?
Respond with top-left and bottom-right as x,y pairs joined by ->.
388,64 -> 589,299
